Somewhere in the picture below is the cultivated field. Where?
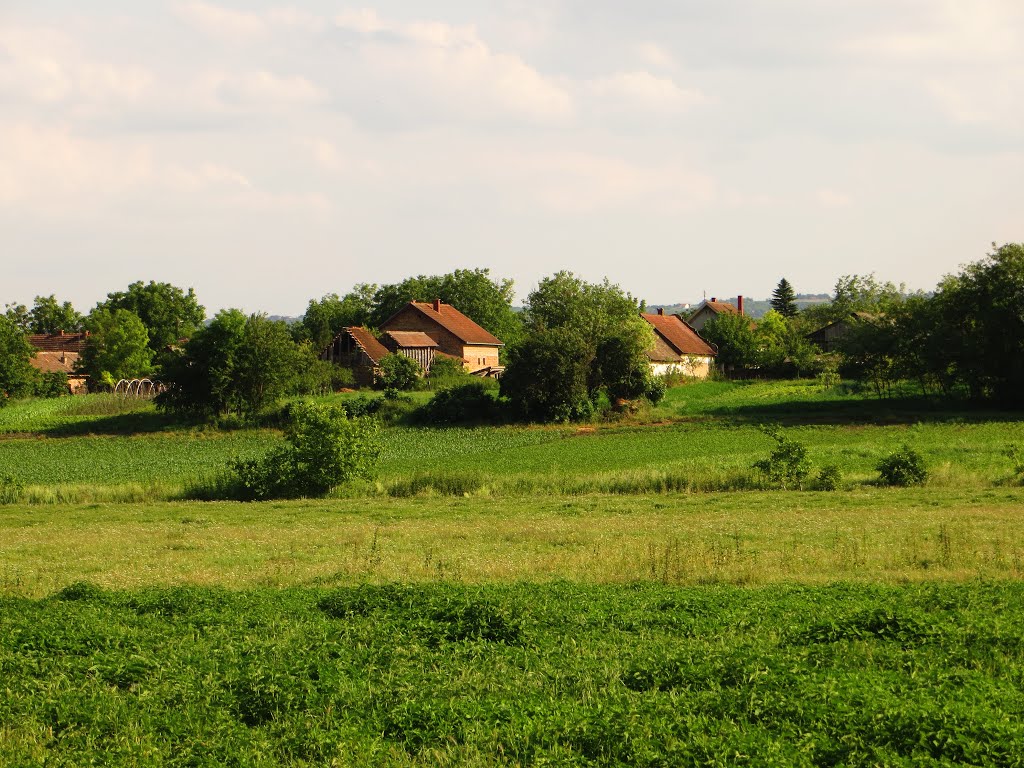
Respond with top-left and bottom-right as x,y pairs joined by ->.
2,380 -> 1023,765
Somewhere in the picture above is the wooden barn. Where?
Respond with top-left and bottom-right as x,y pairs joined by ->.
321,326 -> 390,387
380,300 -> 504,377
381,331 -> 439,372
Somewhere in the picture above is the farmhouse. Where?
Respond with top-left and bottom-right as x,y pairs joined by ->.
381,300 -> 504,377
27,331 -> 90,394
641,310 -> 717,379
806,311 -> 876,353
687,296 -> 745,333
321,326 -> 389,387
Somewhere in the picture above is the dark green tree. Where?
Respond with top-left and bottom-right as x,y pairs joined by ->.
97,281 -> 205,353
234,315 -> 301,417
701,313 -> 759,371
0,315 -> 36,403
3,303 -> 31,333
79,309 -> 153,387
770,278 -> 798,318
500,327 -> 595,422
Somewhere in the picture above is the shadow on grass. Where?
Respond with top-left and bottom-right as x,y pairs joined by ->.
42,411 -> 200,437
705,393 -> 1023,427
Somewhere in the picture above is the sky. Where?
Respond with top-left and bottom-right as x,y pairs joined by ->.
2,1 -> 1022,316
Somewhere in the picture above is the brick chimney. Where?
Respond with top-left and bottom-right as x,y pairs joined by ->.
657,307 -> 664,316
433,298 -> 442,312
710,297 -> 717,303
737,295 -> 744,315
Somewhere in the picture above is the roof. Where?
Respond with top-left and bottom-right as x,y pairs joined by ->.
384,301 -> 503,347
641,313 -> 717,358
27,332 -> 89,353
29,351 -> 83,375
806,311 -> 878,341
344,326 -> 390,365
384,330 -> 438,348
694,301 -> 740,317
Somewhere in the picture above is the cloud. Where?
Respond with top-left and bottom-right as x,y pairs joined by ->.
587,71 -> 704,114
200,70 -> 328,111
815,188 -> 853,209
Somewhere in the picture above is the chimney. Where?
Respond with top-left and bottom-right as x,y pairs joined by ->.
737,295 -> 744,315
710,297 -> 717,303
657,307 -> 664,316
59,329 -> 65,337
433,298 -> 442,312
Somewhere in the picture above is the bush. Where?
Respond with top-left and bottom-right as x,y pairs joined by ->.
0,474 -> 23,503
416,383 -> 500,425
877,446 -> 928,486
814,465 -> 843,491
378,353 -> 420,391
501,328 -> 595,423
199,401 -> 381,500
753,426 -> 811,489
645,376 -> 667,404
33,371 -> 70,398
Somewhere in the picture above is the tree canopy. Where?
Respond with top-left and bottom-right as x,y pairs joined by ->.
0,315 -> 36,403
295,285 -> 377,351
770,278 -> 798,318
97,281 -> 205,353
79,309 -> 153,386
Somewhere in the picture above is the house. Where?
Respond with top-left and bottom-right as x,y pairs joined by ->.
687,296 -> 745,333
321,326 -> 390,387
806,311 -> 876,353
641,310 -> 717,379
27,331 -> 90,394
380,300 -> 504,377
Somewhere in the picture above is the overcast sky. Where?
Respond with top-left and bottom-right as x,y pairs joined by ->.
2,1 -> 1022,316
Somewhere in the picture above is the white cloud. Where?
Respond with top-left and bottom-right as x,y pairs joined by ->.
200,70 -> 328,110
587,70 -> 704,114
636,42 -> 677,71
815,188 -> 853,209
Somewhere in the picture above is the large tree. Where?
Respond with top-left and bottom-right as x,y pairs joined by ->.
97,281 -> 205,353
500,327 -> 595,422
79,308 -> 153,386
0,315 -> 36,402
770,278 -> 798,318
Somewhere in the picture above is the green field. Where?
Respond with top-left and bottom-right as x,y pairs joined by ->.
2,381 -> 1023,764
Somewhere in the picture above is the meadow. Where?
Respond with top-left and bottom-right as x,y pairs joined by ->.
2,381 -> 1024,764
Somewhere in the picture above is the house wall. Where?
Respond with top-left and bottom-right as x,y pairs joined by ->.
687,307 -> 716,332
382,306 -> 466,361
461,345 -> 501,371
649,356 -> 713,380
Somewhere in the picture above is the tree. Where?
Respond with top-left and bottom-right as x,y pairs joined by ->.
158,311 -> 302,419
378,353 -> 420,391
79,309 -> 153,386
295,285 -> 377,350
27,295 -> 83,334
525,272 -> 639,339
500,327 -> 595,422
369,269 -> 523,346
770,278 -> 798,318
0,315 -> 36,403
803,273 -> 905,328
97,281 -> 205,353
3,303 -> 31,333
701,313 -> 759,370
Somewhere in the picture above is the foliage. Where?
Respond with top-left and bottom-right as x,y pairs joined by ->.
701,312 -> 759,370
295,286 -> 376,350
803,273 -> 906,329
158,311 -> 302,419
0,473 -> 23,503
752,425 -> 811,489
79,308 -> 153,386
3,583 -> 1024,765
501,327 -> 595,422
97,281 -> 205,354
770,277 -> 798,318
369,268 -> 523,347
525,271 -> 638,339
814,464 -> 843,491
877,445 -> 928,486
378,353 -> 420,391
0,314 -> 37,402
593,322 -> 654,402
415,382 -> 500,425
203,401 -> 381,500
33,371 -> 70,398
7,295 -> 84,334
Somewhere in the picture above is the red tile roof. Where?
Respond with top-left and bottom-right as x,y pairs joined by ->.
700,301 -> 740,316
29,351 -> 83,375
27,332 -> 89,353
401,301 -> 504,346
384,330 -> 438,348
345,326 -> 390,365
641,313 -> 716,357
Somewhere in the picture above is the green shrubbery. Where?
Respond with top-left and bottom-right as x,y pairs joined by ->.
194,401 -> 381,500
377,353 -> 420,391
753,426 -> 812,489
877,446 -> 928,486
414,382 -> 501,425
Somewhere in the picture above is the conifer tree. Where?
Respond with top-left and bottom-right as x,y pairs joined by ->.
770,278 -> 798,318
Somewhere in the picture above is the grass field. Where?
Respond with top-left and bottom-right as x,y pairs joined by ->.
2,381 -> 1023,764
3,582 -> 1023,766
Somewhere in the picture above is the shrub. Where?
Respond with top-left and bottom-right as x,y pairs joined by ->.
877,445 -> 928,486
0,474 -> 24,503
416,382 -> 499,425
814,465 -> 843,491
378,353 -> 420,391
645,376 -> 667,405
753,426 -> 811,489
1005,444 -> 1024,484
200,401 -> 381,500
501,328 -> 595,423
34,371 -> 70,398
